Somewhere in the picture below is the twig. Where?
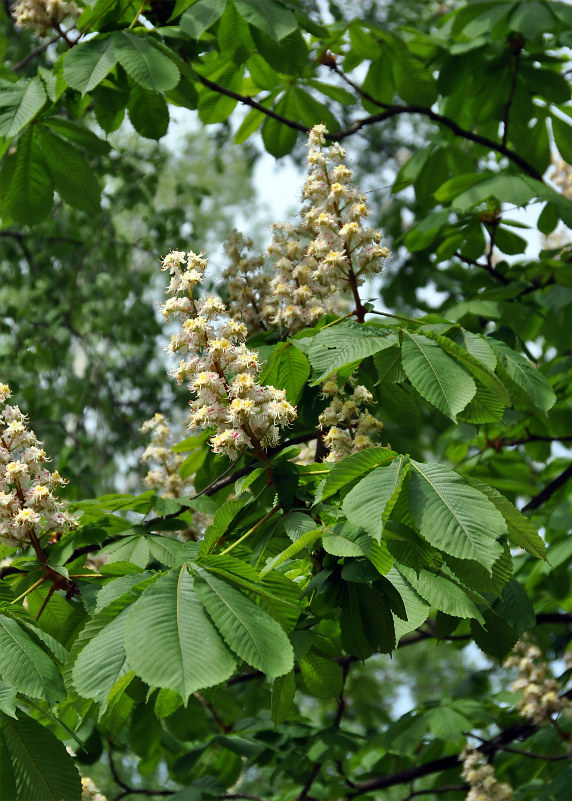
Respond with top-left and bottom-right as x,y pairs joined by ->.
454,251 -> 508,285
193,692 -> 232,733
108,743 -> 174,799
192,73 -> 543,181
402,785 -> 468,801
521,464 -> 572,512
469,733 -> 571,762
11,35 -> 59,71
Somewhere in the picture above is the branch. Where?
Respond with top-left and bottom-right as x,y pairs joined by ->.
192,73 -> 543,181
402,785 -> 469,801
454,251 -> 508,284
469,733 -> 571,762
109,744 -> 174,799
521,464 -> 572,512
347,718 -> 536,798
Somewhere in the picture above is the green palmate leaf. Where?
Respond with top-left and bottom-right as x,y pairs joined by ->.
35,126 -> 101,213
271,670 -> 295,726
457,384 -> 506,424
464,476 -> 546,559
234,0 -> 297,40
113,32 -> 180,93
3,127 -> 52,224
259,342 -> 310,404
125,568 -> 236,701
0,683 -> 17,719
493,578 -> 536,635
260,527 -> 322,576
0,711 -> 82,801
300,321 -> 398,384
180,0 -> 227,38
398,566 -> 484,624
146,536 -> 196,567
490,339 -> 556,414
299,650 -> 343,699
387,567 -> 430,641
63,35 -> 117,94
93,83 -> 128,133
42,117 -> 111,155
0,615 -> 65,707
292,86 -> 339,134
342,456 -> 409,542
470,608 -> 518,660
194,569 -> 294,678
552,115 -> 572,164
322,524 -> 371,557
409,461 -> 505,569
127,85 -> 170,140
401,331 -> 476,421
98,534 -> 150,567
422,329 -> 508,404
261,90 -> 298,157
0,77 -> 46,138
341,581 -> 396,659
319,448 -> 398,502
72,606 -> 131,703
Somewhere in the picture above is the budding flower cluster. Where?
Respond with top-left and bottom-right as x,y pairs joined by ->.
160,251 -> 297,460
319,376 -> 383,461
267,124 -> 390,331
11,0 -> 78,36
0,384 -> 77,547
460,747 -> 513,801
503,640 -> 572,725
222,229 -> 273,335
140,413 -> 211,540
140,413 -> 189,499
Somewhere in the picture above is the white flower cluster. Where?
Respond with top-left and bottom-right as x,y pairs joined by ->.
11,0 -> 78,36
140,413 -> 211,540
140,413 -> 190,499
160,251 -> 297,460
81,776 -> 109,801
0,384 -> 77,547
222,229 -> 273,335
460,747 -> 512,801
319,377 -> 383,461
503,640 -> 572,725
267,124 -> 390,330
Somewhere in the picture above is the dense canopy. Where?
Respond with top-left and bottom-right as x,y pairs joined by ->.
1,1 -> 572,800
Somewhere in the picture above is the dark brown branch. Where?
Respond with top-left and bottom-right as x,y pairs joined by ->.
402,785 -> 469,801
10,35 -> 60,71
521,464 -> 572,512
502,435 -> 572,448
454,251 -> 509,284
193,73 -> 543,181
469,733 -> 571,762
109,743 -> 174,799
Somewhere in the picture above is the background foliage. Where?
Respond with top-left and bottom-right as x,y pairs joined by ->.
1,1 -> 572,800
